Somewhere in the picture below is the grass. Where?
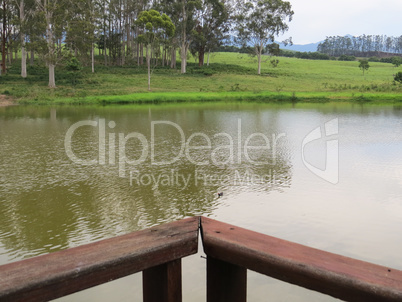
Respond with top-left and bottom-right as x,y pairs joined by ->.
1,52 -> 402,104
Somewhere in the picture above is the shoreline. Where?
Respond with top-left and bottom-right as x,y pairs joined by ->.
16,91 -> 402,106
0,95 -> 17,107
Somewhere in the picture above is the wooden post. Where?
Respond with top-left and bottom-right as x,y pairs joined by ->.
207,256 -> 246,302
143,259 -> 182,302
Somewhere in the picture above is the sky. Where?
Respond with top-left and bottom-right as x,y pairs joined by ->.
278,0 -> 402,45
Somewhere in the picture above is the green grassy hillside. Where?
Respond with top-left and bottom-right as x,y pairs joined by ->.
1,52 -> 402,104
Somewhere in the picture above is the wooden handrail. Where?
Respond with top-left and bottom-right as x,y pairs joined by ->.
1,216 -> 402,302
201,217 -> 402,302
0,216 -> 199,302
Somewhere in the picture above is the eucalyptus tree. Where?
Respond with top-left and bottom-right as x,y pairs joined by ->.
108,0 -> 124,65
385,36 -> 393,53
0,0 -> 14,74
14,0 -> 36,77
34,0 -> 68,88
234,0 -> 293,75
190,0 -> 230,66
65,0 -> 99,72
160,0 -> 201,73
136,9 -> 175,90
319,35 -> 402,56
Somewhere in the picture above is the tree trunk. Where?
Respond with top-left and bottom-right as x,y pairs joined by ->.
180,3 -> 187,74
121,38 -> 125,66
140,43 -> 143,65
30,49 -> 34,66
171,46 -> 176,69
257,45 -> 262,75
21,43 -> 27,77
103,26 -> 107,66
48,63 -> 56,88
91,42 -> 95,73
136,42 -> 140,66
20,9 -> 27,78
146,44 -> 151,91
162,46 -> 165,67
207,49 -> 210,66
1,0 -> 7,75
180,43 -> 187,73
166,48 -> 170,66
198,45 -> 205,66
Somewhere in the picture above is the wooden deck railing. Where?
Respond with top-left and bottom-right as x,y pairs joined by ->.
1,216 -> 402,302
0,217 -> 199,302
201,217 -> 402,302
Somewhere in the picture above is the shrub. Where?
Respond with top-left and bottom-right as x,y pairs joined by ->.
65,57 -> 83,86
380,56 -> 402,64
338,55 -> 356,61
203,70 -> 213,76
394,72 -> 402,83
392,57 -> 402,68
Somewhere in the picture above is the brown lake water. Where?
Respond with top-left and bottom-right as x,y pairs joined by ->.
0,102 -> 401,301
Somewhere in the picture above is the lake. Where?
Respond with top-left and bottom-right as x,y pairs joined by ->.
0,102 -> 401,301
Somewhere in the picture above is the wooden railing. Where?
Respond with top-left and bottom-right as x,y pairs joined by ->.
201,217 -> 402,302
1,216 -> 402,302
0,217 -> 199,302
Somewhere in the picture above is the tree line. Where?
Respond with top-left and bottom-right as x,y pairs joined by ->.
0,0 -> 293,88
317,35 -> 402,57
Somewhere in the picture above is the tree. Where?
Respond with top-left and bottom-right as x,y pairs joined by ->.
65,0 -> 99,73
391,56 -> 402,68
14,0 -> 36,78
394,71 -> 402,83
136,9 -> 175,91
235,0 -> 293,75
160,0 -> 201,73
190,0 -> 230,66
359,59 -> 369,76
0,0 -> 13,75
35,0 -> 68,88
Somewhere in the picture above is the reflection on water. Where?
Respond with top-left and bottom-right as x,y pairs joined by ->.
0,103 -> 293,260
0,102 -> 401,301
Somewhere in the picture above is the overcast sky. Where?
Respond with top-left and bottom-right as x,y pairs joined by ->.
278,0 -> 402,44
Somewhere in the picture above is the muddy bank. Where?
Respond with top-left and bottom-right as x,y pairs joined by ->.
0,95 -> 17,107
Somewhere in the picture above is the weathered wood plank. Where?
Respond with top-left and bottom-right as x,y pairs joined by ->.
143,259 -> 182,302
207,256 -> 246,302
0,216 -> 199,302
201,217 -> 402,302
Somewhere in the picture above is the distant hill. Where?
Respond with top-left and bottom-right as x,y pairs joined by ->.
225,35 -> 323,52
279,41 -> 322,52
226,35 -> 322,52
